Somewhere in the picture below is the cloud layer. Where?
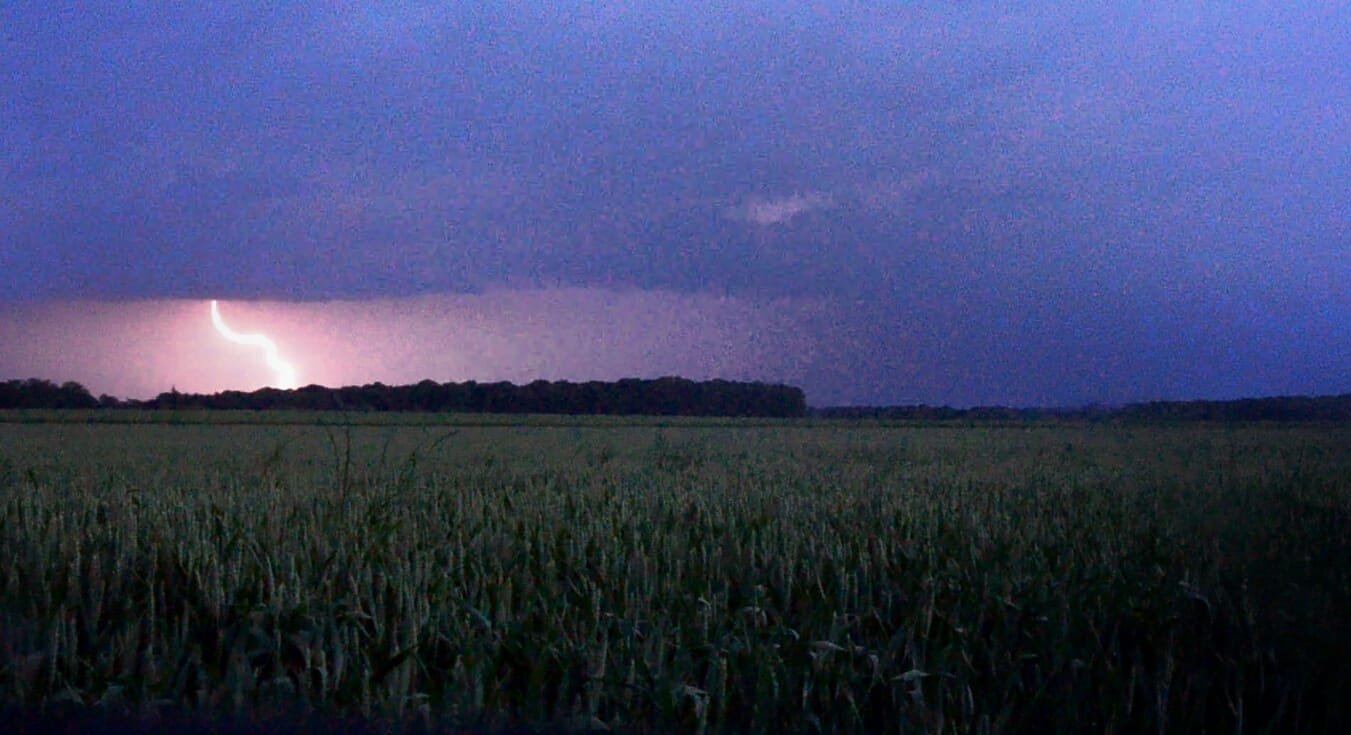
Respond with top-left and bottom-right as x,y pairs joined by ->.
2,1 -> 1347,405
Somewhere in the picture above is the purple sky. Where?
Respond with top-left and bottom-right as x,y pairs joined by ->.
2,2 -> 1348,406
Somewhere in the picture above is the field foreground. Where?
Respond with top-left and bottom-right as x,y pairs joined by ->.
1,416 -> 1348,733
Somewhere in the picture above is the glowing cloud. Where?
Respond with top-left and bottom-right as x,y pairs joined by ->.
209,300 -> 299,389
735,192 -> 834,226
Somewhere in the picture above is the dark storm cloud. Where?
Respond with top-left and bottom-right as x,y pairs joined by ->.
2,1 -> 1347,405
3,0 -> 1056,299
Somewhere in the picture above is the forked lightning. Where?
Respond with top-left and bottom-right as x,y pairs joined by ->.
209,300 -> 299,389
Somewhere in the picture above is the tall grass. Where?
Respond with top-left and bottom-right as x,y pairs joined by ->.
0,419 -> 1347,733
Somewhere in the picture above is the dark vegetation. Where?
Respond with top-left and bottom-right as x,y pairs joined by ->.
814,393 -> 1351,421
0,379 -> 102,409
0,422 -> 1347,734
4,377 -> 1351,421
0,377 -> 806,418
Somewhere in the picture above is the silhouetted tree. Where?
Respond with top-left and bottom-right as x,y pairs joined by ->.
0,378 -> 98,409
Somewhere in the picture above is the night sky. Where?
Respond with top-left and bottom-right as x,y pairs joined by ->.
2,2 -> 1348,406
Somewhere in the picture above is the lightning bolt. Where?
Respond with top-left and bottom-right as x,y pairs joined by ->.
210,300 -> 299,389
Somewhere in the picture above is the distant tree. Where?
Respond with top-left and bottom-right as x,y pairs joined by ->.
0,378 -> 98,409
58,381 -> 99,409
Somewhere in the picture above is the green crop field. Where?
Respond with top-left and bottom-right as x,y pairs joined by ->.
1,413 -> 1348,733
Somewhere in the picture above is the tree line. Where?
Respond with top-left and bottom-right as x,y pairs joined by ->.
0,377 -> 807,418
811,394 -> 1351,422
0,379 -> 102,409
4,377 -> 1349,421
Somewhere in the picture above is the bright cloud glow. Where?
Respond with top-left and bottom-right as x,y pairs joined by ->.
740,192 -> 834,226
209,300 -> 299,389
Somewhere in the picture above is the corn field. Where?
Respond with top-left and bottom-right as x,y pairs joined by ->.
1,416 -> 1348,733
